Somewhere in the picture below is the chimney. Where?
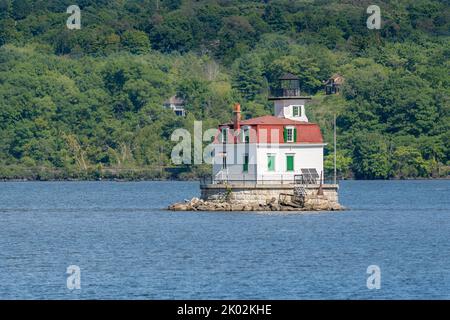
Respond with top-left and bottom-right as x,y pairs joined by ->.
233,103 -> 241,131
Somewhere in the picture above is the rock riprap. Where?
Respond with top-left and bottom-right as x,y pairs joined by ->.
168,196 -> 344,212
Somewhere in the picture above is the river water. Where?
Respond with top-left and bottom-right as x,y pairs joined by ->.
0,180 -> 449,299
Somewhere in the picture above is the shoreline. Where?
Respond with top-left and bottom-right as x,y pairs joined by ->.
1,177 -> 449,182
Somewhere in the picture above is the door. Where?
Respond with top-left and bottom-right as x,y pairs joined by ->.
243,154 -> 249,172
267,154 -> 275,172
286,155 -> 294,172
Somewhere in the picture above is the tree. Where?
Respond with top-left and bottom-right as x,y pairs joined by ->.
262,3 -> 289,32
217,16 -> 255,63
232,54 -> 265,101
0,17 -> 20,45
177,77 -> 210,118
121,30 -> 151,54
324,150 -> 352,178
381,73 -> 438,136
150,12 -> 194,53
352,132 -> 391,179
0,0 -> 12,19
392,146 -> 430,178
11,0 -> 32,20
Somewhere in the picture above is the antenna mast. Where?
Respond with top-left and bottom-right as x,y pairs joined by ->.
334,113 -> 337,185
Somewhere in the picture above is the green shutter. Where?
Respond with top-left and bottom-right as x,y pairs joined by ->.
283,127 -> 287,142
268,155 -> 275,171
293,128 -> 297,142
243,154 -> 248,172
286,155 -> 294,171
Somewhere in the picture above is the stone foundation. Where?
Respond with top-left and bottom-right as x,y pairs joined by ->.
167,183 -> 343,212
200,183 -> 339,205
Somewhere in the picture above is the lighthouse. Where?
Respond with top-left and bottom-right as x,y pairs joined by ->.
194,73 -> 340,210
211,73 -> 325,184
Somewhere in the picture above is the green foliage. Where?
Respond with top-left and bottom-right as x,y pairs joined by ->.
149,11 -> 195,53
324,151 -> 352,179
0,45 -> 234,178
352,132 -> 392,179
0,0 -> 448,180
121,30 -> 151,55
393,146 -> 431,178
232,54 -> 265,101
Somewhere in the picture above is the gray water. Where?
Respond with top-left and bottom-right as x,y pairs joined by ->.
0,180 -> 449,299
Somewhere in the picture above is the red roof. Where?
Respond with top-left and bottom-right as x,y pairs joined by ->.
240,115 -> 308,125
294,124 -> 323,143
219,115 -> 323,144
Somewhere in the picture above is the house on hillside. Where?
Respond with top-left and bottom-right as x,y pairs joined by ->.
163,95 -> 186,116
324,73 -> 344,95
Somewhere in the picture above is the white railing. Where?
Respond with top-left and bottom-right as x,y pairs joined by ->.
200,172 -> 333,186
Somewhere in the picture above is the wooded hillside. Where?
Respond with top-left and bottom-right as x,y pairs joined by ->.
0,0 -> 448,179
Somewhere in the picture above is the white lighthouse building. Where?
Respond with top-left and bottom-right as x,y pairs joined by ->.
170,72 -> 342,211
211,73 -> 325,184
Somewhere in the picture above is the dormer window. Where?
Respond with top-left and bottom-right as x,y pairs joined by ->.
288,105 -> 308,122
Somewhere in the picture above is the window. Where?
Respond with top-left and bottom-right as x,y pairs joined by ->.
267,154 -> 275,172
241,127 -> 250,143
286,128 -> 293,142
293,106 -> 300,117
222,155 -> 227,169
286,155 -> 294,172
221,128 -> 228,143
283,127 -> 297,143
243,154 -> 249,172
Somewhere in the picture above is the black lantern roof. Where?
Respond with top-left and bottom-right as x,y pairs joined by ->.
269,73 -> 310,99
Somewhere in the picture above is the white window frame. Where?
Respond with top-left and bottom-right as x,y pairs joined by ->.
241,126 -> 250,143
286,126 -> 295,143
221,128 -> 228,143
267,153 -> 276,172
293,105 -> 300,117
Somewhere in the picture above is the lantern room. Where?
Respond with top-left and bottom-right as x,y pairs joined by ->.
270,73 -> 301,98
